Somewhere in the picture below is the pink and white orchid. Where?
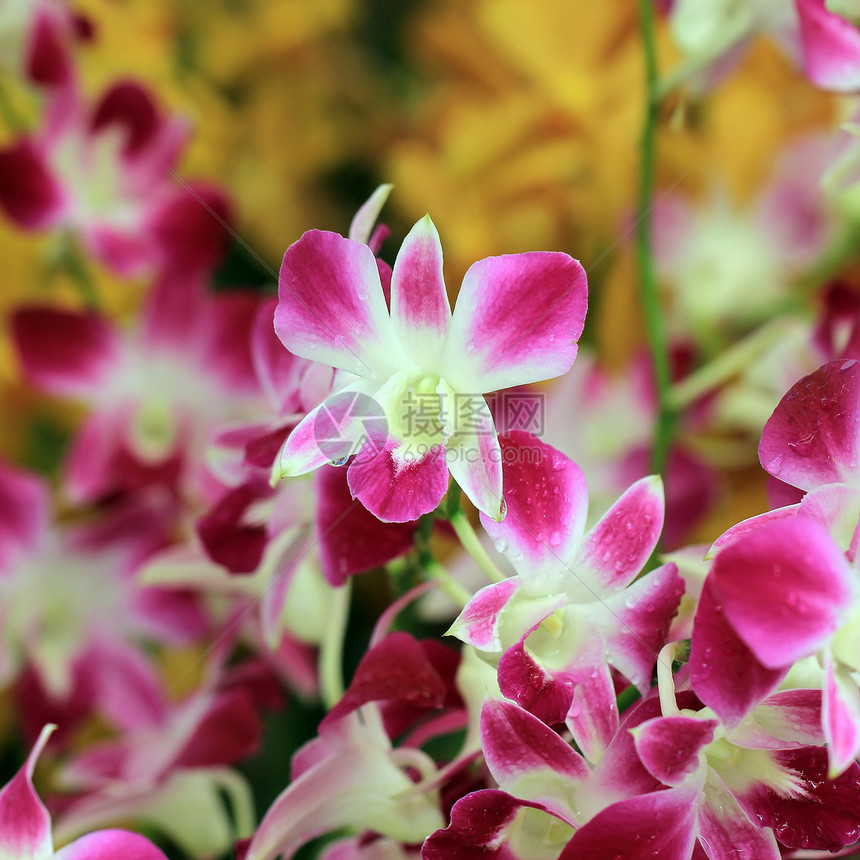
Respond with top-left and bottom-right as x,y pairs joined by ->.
0,724 -> 169,860
449,431 -> 683,763
663,0 -> 860,93
274,207 -> 587,523
0,79 -> 230,277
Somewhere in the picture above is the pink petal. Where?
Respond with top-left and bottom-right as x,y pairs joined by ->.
423,790 -> 560,860
89,81 -> 162,156
12,307 -> 120,400
202,291 -> 261,393
559,786 -> 698,860
174,689 -> 262,768
479,431 -> 588,579
633,715 -> 717,786
315,466 -> 416,585
443,252 -> 588,392
149,183 -> 232,275
390,216 -> 450,365
278,384 -> 384,476
759,359 -> 860,491
712,518 -> 855,668
731,688 -> 824,750
276,229 -> 405,378
690,578 -> 789,726
447,577 -> 522,651
0,460 -> 48,570
596,562 -> 684,692
26,3 -> 74,87
322,632 -> 447,727
824,655 -> 860,776
481,698 -> 588,795
54,829 -> 168,860
347,184 -> 392,245
577,476 -> 665,591
564,661 -> 620,765
697,774 -> 781,860
0,724 -> 54,860
251,298 -> 304,414
0,139 -> 64,228
444,390 -> 504,520
347,443 -> 448,523
797,0 -> 860,91
733,746 -> 860,851
709,506 -> 799,556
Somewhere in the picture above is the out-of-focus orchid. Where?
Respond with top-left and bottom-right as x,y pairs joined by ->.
0,460 -> 206,705
0,724 -> 169,860
0,0 -> 79,88
246,632 -> 456,860
663,0 -> 860,93
274,200 -> 587,523
654,137 -> 839,345
449,431 -> 683,763
53,657 -> 261,859
0,79 -> 230,277
12,276 -> 261,505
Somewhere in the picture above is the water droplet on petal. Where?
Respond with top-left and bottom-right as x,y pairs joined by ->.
466,340 -> 476,353
330,456 -> 349,467
494,538 -> 508,554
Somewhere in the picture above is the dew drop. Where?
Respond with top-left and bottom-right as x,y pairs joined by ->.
499,497 -> 508,520
467,341 -> 477,353
494,538 -> 508,554
330,456 -> 349,467
549,531 -> 562,547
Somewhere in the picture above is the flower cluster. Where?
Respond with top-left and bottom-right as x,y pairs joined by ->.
3,3 -> 860,860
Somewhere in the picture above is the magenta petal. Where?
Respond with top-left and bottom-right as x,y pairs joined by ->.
276,229 -> 403,377
0,139 -> 64,229
423,789 -> 556,860
448,577 -> 521,651
90,81 -> 162,156
480,432 -> 588,577
597,562 -> 685,692
251,298 -> 303,414
709,506 -> 799,556
0,724 -> 54,860
564,661 -> 620,765
690,578 -> 788,726
323,632 -> 446,727
12,307 -> 119,400
54,829 -> 169,860
174,689 -> 262,768
578,476 -> 664,590
26,4 -> 73,87
390,216 -> 450,361
732,688 -> 824,749
559,786 -> 698,860
444,252 -> 588,392
315,466 -> 417,586
733,747 -> 860,851
824,655 -> 860,776
697,774 -> 781,860
712,518 -> 855,668
481,698 -> 588,791
759,360 -> 860,491
633,715 -> 716,786
347,443 -> 448,523
0,460 -> 48,570
797,0 -> 860,91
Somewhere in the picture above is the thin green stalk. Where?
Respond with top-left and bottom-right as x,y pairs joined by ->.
55,234 -> 100,309
414,510 -> 471,607
319,577 -> 351,709
636,0 -> 676,479
446,483 -> 506,584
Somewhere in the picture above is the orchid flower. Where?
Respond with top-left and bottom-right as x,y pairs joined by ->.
663,0 -> 860,93
632,647 -> 860,856
449,431 -> 683,763
0,0 -> 78,87
0,724 -> 169,860
0,459 -> 206,703
12,275 -> 262,505
274,201 -> 587,522
0,79 -> 230,277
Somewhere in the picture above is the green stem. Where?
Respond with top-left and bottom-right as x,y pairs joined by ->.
446,483 -> 506,584
414,510 -> 471,607
319,578 -> 351,710
636,0 -> 676,479
0,80 -> 25,133
55,234 -> 100,309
